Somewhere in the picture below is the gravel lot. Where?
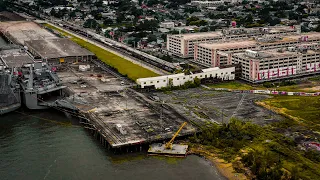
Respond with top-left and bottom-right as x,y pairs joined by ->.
150,88 -> 283,125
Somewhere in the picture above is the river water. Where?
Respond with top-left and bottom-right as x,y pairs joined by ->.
0,109 -> 225,180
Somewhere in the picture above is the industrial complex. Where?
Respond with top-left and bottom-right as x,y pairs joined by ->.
25,38 -> 94,64
233,47 -> 320,83
0,17 -> 201,151
167,26 -> 300,58
194,32 -> 320,68
1,1 -> 319,178
165,25 -> 320,83
0,10 -> 320,156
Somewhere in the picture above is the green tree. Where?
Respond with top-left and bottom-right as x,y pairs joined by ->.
116,14 -> 125,23
200,26 -> 208,32
147,34 -> 157,42
83,19 -> 99,29
216,5 -> 228,11
103,18 -> 113,26
315,24 -> 320,32
245,14 -> 253,24
146,0 -> 159,6
186,16 -> 199,25
69,11 -> 76,18
169,30 -> 179,34
94,0 -> 103,7
194,77 -> 200,87
275,10 -> 286,18
0,0 -> 8,11
184,6 -> 200,14
269,18 -> 281,26
161,34 -> 167,41
136,20 -> 159,31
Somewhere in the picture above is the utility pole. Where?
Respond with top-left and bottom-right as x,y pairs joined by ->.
125,88 -> 128,110
160,100 -> 164,129
221,108 -> 224,124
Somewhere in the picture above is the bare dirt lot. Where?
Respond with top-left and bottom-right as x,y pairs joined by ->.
150,88 -> 283,125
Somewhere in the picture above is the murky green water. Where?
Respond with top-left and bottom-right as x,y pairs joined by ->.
0,108 -> 225,180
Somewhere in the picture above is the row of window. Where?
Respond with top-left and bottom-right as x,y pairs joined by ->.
143,79 -> 166,84
142,72 -> 233,85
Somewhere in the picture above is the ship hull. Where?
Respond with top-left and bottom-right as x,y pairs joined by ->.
22,92 -> 49,110
0,103 -> 21,115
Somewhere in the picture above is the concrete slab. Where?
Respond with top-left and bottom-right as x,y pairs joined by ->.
25,38 -> 94,59
56,63 -> 197,148
148,143 -> 188,157
0,49 -> 34,68
0,21 -> 57,45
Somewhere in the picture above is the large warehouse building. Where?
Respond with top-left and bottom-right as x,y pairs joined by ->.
233,46 -> 320,83
194,40 -> 257,67
0,21 -> 95,64
193,32 -> 320,68
167,26 -> 300,58
25,38 -> 94,64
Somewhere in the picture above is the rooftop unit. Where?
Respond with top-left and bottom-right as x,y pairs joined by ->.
245,50 -> 260,58
256,36 -> 282,43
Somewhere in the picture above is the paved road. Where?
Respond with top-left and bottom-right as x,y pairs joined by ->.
46,22 -> 167,76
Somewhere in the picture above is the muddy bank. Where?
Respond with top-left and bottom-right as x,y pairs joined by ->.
188,145 -> 247,180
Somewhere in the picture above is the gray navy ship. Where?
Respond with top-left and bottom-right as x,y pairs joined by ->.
19,62 -> 67,109
0,67 -> 21,115
0,48 -> 68,114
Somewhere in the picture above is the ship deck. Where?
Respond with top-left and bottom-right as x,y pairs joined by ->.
56,63 -> 197,148
0,49 -> 34,68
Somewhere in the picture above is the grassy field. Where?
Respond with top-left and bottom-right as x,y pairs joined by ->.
275,81 -> 320,92
262,96 -> 320,131
43,24 -> 159,81
208,78 -> 320,92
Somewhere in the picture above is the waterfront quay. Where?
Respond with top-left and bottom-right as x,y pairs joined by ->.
56,60 -> 197,150
0,16 -> 197,150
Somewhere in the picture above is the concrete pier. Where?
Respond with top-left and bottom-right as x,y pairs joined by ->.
56,62 -> 197,149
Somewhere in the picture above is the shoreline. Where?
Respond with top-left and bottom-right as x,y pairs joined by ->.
188,146 -> 247,180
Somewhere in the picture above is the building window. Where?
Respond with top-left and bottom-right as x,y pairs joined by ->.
144,82 -> 146,84
157,81 -> 159,83
163,80 -> 166,82
151,81 -> 153,84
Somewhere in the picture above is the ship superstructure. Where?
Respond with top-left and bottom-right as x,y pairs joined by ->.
19,62 -> 66,109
